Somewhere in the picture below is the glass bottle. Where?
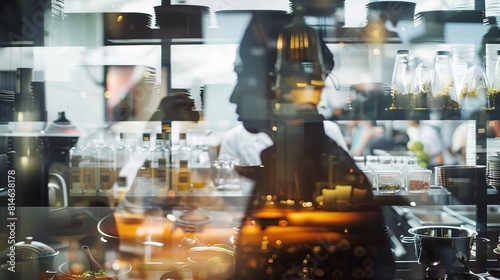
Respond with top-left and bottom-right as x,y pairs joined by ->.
175,133 -> 191,191
98,136 -> 116,195
489,50 -> 500,109
163,130 -> 174,191
69,145 -> 84,196
177,159 -> 191,191
137,133 -> 153,183
413,60 -> 433,109
176,133 -> 191,166
152,133 -> 166,166
115,133 -> 132,175
139,133 -> 152,161
390,50 -> 413,109
80,140 -> 98,195
458,64 -> 488,111
152,133 -> 168,187
432,51 -> 459,110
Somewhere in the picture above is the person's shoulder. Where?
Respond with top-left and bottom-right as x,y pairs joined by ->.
226,123 -> 246,135
323,120 -> 341,130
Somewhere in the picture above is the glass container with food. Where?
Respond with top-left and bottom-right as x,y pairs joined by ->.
406,168 -> 432,193
488,50 -> 500,109
376,168 -> 404,194
458,65 -> 488,110
390,50 -> 413,109
413,60 -> 433,109
431,51 -> 459,110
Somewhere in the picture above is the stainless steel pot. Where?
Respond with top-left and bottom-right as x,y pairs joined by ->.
401,226 -> 480,269
0,237 -> 59,273
434,165 -> 486,204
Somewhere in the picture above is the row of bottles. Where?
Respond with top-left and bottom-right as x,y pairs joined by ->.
390,49 -> 500,111
69,127 -> 213,196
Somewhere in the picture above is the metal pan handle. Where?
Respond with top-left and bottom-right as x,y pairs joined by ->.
400,235 -> 416,244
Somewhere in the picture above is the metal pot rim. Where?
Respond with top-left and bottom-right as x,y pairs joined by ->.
408,225 -> 477,239
434,165 -> 486,169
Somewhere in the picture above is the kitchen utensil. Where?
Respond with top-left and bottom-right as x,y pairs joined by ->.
401,226 -> 484,271
434,165 -> 486,204
0,236 -> 59,271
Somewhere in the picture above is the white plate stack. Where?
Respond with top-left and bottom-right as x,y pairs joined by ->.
487,153 -> 500,190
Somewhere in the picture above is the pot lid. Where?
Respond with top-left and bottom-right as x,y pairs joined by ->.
6,237 -> 59,259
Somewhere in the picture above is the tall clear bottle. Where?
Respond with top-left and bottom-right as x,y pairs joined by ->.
175,133 -> 191,191
488,50 -> 500,109
152,133 -> 169,190
115,133 -> 132,176
82,139 -> 100,195
432,50 -> 459,110
139,133 -> 152,160
98,135 -> 116,195
137,133 -> 153,180
390,50 -> 413,109
69,145 -> 85,196
162,129 -> 174,191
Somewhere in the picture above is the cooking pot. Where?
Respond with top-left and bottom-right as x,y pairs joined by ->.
0,236 -> 59,271
434,165 -> 486,204
401,226 -> 485,270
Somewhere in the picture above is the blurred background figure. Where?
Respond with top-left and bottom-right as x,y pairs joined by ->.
149,91 -> 200,123
345,120 -> 378,156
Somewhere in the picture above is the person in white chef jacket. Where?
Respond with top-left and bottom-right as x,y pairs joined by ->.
218,107 -> 349,166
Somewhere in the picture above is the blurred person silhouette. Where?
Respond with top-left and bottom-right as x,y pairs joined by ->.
362,121 -> 409,155
405,120 -> 444,167
149,91 -> 200,123
346,120 -> 378,156
218,100 -> 349,165
230,6 -> 395,280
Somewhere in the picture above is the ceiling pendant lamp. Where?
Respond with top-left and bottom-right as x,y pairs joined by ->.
273,1 -> 328,105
